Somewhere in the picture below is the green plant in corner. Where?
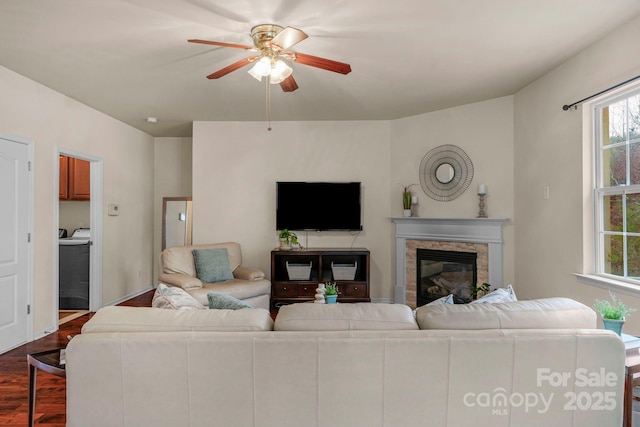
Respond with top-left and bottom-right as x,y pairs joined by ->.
593,291 -> 636,320
324,282 -> 338,296
402,184 -> 415,210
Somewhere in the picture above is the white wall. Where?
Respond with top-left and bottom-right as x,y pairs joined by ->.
0,65 -> 155,336
192,102 -> 515,302
192,121 -> 393,300
514,16 -> 640,333
59,201 -> 90,234
390,96 -> 516,288
153,137 -> 193,284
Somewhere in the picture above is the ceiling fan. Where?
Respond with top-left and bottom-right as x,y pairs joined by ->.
188,24 -> 351,92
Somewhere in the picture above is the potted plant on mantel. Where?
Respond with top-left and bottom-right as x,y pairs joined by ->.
593,291 -> 636,336
324,282 -> 339,304
278,229 -> 302,250
402,184 -> 415,217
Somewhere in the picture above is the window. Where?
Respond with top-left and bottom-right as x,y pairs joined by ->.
594,89 -> 640,285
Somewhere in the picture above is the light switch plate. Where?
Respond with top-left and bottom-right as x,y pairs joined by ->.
108,204 -> 120,216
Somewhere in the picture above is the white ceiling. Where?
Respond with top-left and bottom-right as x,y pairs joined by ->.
1,0 -> 639,137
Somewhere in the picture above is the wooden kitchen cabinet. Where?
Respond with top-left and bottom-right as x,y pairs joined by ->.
59,155 -> 69,200
60,155 -> 90,200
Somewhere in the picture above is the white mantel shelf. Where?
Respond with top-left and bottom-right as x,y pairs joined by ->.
391,217 -> 509,304
390,217 -> 509,243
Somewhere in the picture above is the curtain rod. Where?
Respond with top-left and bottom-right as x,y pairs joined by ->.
562,74 -> 640,111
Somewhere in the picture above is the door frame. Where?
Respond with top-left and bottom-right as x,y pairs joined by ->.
0,132 -> 34,349
55,148 -> 103,323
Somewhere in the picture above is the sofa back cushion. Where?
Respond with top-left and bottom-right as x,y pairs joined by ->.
274,302 -> 419,331
161,242 -> 242,277
81,305 -> 273,333
415,297 -> 596,330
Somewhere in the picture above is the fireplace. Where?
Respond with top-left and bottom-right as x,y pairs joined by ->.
417,249 -> 477,306
391,217 -> 508,308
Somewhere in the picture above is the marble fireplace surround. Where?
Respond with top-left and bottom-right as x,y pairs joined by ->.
391,217 -> 508,308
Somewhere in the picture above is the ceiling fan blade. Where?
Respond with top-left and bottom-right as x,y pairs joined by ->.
291,52 -> 352,75
279,75 -> 299,92
271,26 -> 308,50
188,39 -> 253,50
206,57 -> 254,79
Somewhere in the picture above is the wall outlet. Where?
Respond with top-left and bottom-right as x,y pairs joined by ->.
108,204 -> 120,216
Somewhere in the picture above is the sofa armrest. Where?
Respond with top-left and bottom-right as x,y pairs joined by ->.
233,265 -> 265,281
159,273 -> 203,290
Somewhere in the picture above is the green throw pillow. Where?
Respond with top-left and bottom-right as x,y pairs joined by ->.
207,292 -> 252,310
192,248 -> 234,283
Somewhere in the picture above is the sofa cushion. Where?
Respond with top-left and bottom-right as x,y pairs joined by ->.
81,306 -> 273,333
415,297 -> 597,330
207,292 -> 252,310
192,248 -> 234,283
161,243 -> 243,277
152,284 -> 205,310
274,303 -> 419,331
187,279 -> 272,306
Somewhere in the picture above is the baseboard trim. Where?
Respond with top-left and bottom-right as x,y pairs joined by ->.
105,285 -> 154,307
370,297 -> 393,304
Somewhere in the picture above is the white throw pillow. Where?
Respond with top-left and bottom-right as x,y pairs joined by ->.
152,283 -> 206,310
427,294 -> 455,305
470,284 -> 517,304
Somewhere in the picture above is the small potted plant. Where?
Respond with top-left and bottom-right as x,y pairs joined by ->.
471,282 -> 491,300
402,184 -> 415,217
324,282 -> 339,304
593,291 -> 636,336
278,229 -> 302,250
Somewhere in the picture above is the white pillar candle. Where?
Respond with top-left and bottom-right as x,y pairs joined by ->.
478,184 -> 486,195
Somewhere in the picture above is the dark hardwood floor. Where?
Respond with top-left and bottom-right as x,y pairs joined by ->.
0,290 -> 154,426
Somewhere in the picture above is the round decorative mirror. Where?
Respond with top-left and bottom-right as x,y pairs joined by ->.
435,163 -> 455,184
419,145 -> 474,201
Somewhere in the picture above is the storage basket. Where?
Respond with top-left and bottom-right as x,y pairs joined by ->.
331,262 -> 357,280
286,261 -> 312,280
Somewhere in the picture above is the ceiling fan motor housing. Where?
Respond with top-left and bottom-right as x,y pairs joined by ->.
251,24 -> 284,50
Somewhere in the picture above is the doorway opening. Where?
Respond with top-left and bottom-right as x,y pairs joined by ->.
56,149 -> 102,327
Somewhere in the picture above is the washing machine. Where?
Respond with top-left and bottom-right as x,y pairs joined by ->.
59,228 -> 90,309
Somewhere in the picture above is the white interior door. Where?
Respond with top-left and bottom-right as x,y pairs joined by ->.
0,134 -> 32,353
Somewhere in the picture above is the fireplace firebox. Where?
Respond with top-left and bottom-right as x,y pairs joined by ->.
417,249 -> 477,306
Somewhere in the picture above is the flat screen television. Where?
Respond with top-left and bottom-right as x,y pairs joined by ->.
276,182 -> 362,231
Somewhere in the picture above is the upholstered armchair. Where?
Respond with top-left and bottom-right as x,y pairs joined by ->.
159,242 -> 271,310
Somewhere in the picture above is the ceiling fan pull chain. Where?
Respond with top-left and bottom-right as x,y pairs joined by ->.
266,76 -> 272,131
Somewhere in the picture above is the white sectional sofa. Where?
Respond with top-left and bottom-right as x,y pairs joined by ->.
66,298 -> 625,427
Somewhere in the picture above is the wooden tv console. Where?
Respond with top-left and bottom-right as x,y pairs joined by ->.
270,248 -> 370,309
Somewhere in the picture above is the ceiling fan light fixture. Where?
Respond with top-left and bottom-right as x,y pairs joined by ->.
269,60 -> 292,84
248,57 -> 272,81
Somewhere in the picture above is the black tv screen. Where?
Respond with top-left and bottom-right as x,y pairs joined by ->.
276,182 -> 362,231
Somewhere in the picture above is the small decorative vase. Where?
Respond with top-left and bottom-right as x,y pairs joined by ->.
602,318 -> 625,336
402,209 -> 411,217
326,294 -> 338,304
